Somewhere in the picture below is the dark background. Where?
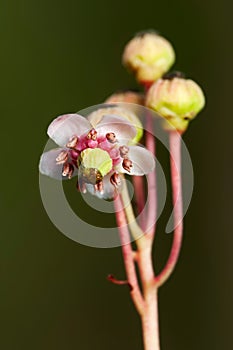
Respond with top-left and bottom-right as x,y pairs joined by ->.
1,0 -> 233,349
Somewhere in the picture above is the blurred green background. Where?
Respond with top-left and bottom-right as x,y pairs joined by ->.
1,0 -> 233,349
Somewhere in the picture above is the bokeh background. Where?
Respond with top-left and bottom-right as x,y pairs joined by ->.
1,0 -> 233,349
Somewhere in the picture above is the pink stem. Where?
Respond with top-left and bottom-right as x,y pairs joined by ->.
137,244 -> 160,350
132,176 -> 146,230
155,131 -> 183,287
145,113 -> 157,238
114,195 -> 145,315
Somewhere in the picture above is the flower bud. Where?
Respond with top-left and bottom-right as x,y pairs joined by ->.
122,31 -> 175,85
88,106 -> 143,144
146,76 -> 205,132
105,90 -> 144,105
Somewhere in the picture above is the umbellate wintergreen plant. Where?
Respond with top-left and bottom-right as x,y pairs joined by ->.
39,113 -> 155,199
39,30 -> 205,350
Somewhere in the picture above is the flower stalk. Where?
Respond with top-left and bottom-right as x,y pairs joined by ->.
154,131 -> 183,287
114,194 -> 145,315
39,29 -> 205,350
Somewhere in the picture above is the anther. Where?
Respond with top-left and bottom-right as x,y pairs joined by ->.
122,158 -> 133,173
94,181 -> 104,194
62,163 -> 74,179
56,151 -> 69,164
119,145 -> 129,158
87,129 -> 97,141
76,179 -> 87,193
106,132 -> 117,143
66,135 -> 78,148
110,172 -> 121,187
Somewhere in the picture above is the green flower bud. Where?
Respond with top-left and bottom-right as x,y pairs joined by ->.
105,91 -> 145,105
88,106 -> 143,144
122,31 -> 175,85
146,76 -> 205,132
79,148 -> 112,183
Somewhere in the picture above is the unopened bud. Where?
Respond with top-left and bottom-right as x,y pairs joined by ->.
105,91 -> 144,105
146,76 -> 205,132
122,31 -> 175,85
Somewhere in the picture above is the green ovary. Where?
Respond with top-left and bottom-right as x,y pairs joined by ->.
80,148 -> 113,177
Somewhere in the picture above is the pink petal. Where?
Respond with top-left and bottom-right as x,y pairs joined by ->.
117,146 -> 155,176
39,148 -> 77,180
47,114 -> 91,147
95,115 -> 136,144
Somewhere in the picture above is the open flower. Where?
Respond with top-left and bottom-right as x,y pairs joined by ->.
39,113 -> 155,199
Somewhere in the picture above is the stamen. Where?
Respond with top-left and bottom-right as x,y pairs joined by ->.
66,135 -> 78,148
119,145 -> 129,158
106,132 -> 117,143
76,179 -> 87,193
87,129 -> 97,141
94,181 -> 104,194
122,158 -> 133,172
110,172 -> 121,187
62,163 -> 74,179
56,151 -> 68,164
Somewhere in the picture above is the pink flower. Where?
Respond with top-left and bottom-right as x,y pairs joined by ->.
39,113 -> 155,199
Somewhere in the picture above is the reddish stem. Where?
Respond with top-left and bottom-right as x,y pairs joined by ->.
132,176 -> 146,230
107,274 -> 133,291
155,131 -> 183,287
114,195 -> 145,315
145,114 -> 157,238
137,243 -> 160,350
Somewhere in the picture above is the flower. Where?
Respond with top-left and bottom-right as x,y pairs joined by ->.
39,113 -> 155,199
122,31 -> 175,85
146,75 -> 205,132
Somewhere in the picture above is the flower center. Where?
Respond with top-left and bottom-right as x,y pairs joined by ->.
79,148 -> 113,182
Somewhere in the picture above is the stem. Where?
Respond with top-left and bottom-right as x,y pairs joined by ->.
132,176 -> 146,230
119,183 -> 161,349
138,243 -> 160,350
155,131 -> 183,287
141,288 -> 160,350
145,113 -> 157,239
114,195 -> 145,315
120,180 -> 147,249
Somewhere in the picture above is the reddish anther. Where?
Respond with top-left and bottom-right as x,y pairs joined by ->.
62,163 -> 74,179
110,172 -> 121,187
106,132 -> 117,143
119,145 -> 129,158
56,151 -> 69,165
122,158 -> 133,172
66,135 -> 79,148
